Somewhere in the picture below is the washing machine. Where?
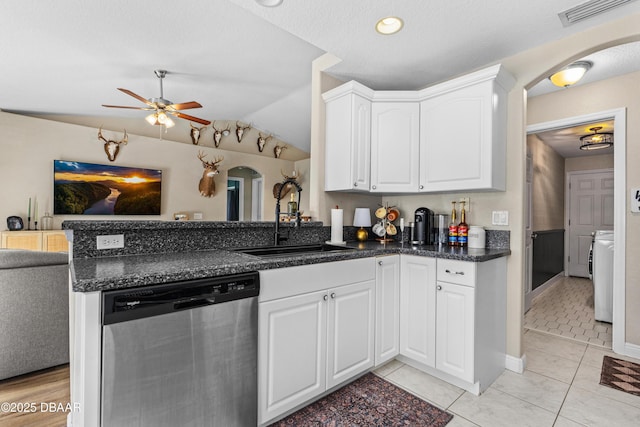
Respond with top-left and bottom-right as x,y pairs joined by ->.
592,230 -> 614,323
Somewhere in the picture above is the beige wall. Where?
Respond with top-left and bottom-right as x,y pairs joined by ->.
0,111 -> 298,227
528,68 -> 640,345
565,154 -> 614,172
528,134 -> 565,231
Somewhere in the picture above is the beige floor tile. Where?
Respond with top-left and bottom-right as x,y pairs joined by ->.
449,388 -> 556,427
553,416 -> 587,426
385,364 -> 464,409
491,369 -> 569,413
580,344 -> 640,368
559,387 -> 640,426
524,330 -> 586,362
373,359 -> 404,377
525,348 -> 581,384
446,414 -> 480,427
571,362 -> 640,409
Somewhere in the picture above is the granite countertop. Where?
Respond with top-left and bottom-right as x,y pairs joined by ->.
70,241 -> 510,293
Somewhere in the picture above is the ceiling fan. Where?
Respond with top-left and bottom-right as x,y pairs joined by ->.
102,69 -> 211,127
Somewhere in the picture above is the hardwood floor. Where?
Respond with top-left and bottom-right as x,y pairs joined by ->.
0,364 -> 70,427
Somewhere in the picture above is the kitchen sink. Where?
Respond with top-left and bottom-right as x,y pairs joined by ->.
233,243 -> 354,258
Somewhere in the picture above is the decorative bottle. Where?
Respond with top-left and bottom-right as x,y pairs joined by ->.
287,193 -> 298,215
458,202 -> 469,247
448,202 -> 458,246
41,212 -> 53,230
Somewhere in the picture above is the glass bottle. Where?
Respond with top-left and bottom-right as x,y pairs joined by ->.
448,202 -> 458,246
287,193 -> 298,215
41,212 -> 53,230
458,202 -> 469,247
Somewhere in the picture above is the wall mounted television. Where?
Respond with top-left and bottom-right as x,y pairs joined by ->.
54,160 -> 162,215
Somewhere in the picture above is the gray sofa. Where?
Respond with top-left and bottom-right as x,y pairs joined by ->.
0,249 -> 69,380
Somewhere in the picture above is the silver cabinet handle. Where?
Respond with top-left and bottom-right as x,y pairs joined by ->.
323,294 -> 328,301
419,185 -> 424,189
378,260 -> 383,266
330,292 -> 336,299
354,182 -> 358,187
372,185 -> 377,190
445,269 -> 465,275
437,285 -> 442,291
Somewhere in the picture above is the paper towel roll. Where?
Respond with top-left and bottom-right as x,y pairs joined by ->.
331,208 -> 344,243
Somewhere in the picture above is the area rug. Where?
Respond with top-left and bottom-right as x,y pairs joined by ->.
269,372 -> 453,426
600,355 -> 640,397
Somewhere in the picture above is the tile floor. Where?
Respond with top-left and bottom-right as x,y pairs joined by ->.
524,276 -> 612,348
375,329 -> 640,427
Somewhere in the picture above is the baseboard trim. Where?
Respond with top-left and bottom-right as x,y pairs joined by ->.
505,354 -> 525,374
622,342 -> 640,360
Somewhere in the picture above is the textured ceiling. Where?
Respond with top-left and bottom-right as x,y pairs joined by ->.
2,0 -> 640,154
532,120 -> 615,158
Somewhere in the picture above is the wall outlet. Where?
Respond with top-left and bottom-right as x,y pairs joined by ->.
459,197 -> 470,212
492,211 -> 509,226
97,234 -> 124,250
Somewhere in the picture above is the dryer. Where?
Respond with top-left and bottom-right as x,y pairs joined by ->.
592,230 -> 614,323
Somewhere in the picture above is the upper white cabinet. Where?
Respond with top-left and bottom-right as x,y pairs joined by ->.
419,66 -> 514,192
323,82 -> 373,192
323,64 -> 514,194
371,102 -> 420,192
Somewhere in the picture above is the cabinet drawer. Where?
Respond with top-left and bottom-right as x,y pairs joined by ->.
437,259 -> 475,287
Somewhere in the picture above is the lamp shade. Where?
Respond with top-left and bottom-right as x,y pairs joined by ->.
353,208 -> 372,227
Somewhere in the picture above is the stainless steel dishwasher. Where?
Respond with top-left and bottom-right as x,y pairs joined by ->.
101,271 -> 259,427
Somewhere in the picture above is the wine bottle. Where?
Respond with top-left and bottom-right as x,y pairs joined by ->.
448,201 -> 458,246
458,201 -> 469,247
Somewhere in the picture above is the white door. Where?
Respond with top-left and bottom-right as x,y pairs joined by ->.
251,177 -> 263,221
258,291 -> 327,424
326,280 -> 375,389
399,255 -> 436,367
370,102 -> 420,192
567,170 -> 614,277
524,149 -> 533,312
375,255 -> 400,366
435,281 -> 475,383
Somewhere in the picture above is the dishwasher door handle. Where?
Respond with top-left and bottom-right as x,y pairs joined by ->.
174,296 -> 217,310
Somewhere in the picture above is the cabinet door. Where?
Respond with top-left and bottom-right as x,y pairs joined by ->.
375,255 -> 400,366
43,231 -> 68,252
325,93 -> 371,191
1,231 -> 42,251
326,280 -> 375,389
259,291 -> 327,424
435,281 -> 475,383
420,81 -> 500,192
371,102 -> 420,192
399,256 -> 436,367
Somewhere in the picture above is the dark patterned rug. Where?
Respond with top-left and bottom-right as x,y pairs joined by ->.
600,355 -> 640,397
269,372 -> 453,426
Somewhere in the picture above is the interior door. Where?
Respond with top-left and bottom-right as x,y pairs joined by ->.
567,170 -> 614,277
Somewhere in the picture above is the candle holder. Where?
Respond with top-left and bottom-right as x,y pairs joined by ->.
27,216 -> 31,230
34,221 -> 38,231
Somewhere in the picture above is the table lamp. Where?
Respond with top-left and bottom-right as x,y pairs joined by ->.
353,208 -> 372,242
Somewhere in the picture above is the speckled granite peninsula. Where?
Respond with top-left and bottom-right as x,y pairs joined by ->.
63,220 -> 510,292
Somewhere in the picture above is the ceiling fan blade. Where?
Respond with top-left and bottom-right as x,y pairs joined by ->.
117,88 -> 154,106
102,104 -> 153,110
168,101 -> 202,111
172,112 -> 211,125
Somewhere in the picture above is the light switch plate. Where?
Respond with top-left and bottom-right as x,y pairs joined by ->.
492,211 -> 509,226
632,188 -> 640,213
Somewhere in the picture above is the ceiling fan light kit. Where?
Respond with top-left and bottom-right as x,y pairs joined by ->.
549,61 -> 592,87
579,126 -> 613,150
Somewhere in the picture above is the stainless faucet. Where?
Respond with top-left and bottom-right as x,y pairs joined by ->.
274,178 -> 302,246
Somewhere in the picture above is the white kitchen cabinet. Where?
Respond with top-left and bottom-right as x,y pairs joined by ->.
258,258 -> 375,424
399,255 -> 436,367
323,82 -> 373,191
419,65 -> 514,192
370,102 -> 420,192
375,255 -> 400,366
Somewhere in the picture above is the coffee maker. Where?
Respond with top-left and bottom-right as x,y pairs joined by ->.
411,207 -> 434,245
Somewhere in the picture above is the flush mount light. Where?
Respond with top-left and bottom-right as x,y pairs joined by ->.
580,126 -> 613,151
375,16 -> 404,35
255,0 -> 284,6
549,61 -> 593,88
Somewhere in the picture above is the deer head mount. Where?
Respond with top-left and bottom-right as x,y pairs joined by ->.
235,121 -> 252,143
197,151 -> 224,197
272,169 -> 301,199
274,144 -> 288,159
257,132 -> 274,152
98,127 -> 128,162
189,123 -> 208,145
212,121 -> 230,148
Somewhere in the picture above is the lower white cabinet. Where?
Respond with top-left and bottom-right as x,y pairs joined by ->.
375,255 -> 400,366
258,259 -> 375,424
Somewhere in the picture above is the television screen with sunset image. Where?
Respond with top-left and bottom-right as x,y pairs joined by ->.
54,160 -> 162,215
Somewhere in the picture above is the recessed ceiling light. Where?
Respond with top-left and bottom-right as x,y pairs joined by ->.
375,16 -> 404,35
255,0 -> 284,7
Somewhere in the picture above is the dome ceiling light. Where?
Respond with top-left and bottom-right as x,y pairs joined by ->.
580,126 -> 613,151
255,0 -> 284,7
549,61 -> 593,88
375,16 -> 404,35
